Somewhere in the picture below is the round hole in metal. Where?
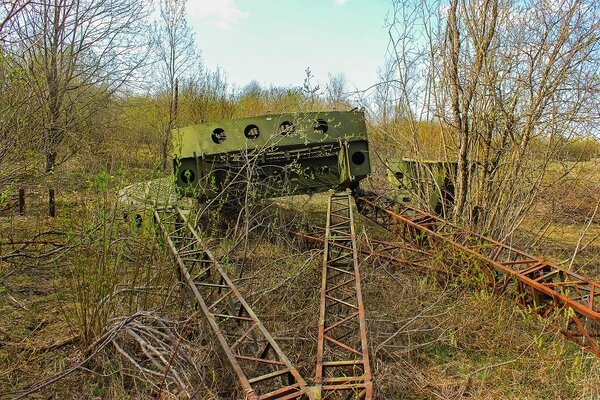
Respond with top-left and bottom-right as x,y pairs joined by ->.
279,121 -> 295,135
244,124 -> 260,139
211,128 -> 226,144
181,169 -> 196,183
313,119 -> 328,133
352,151 -> 365,165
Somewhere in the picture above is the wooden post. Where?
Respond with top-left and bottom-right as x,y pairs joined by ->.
49,188 -> 55,217
19,188 -> 25,215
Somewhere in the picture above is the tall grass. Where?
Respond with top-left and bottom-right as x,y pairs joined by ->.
61,171 -> 177,346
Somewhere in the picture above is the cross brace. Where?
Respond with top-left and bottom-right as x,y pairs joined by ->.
354,193 -> 600,357
154,207 -> 318,399
316,193 -> 373,399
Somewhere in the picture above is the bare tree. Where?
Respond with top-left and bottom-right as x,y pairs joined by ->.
198,67 -> 232,120
155,0 -> 196,172
442,0 -> 498,220
0,1 -> 39,195
0,53 -> 37,195
0,0 -> 30,39
5,0 -> 151,172
384,0 -> 599,238
325,72 -> 349,109
372,62 -> 397,125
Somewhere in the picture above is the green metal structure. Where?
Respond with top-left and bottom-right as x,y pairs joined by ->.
172,111 -> 370,200
387,159 -> 457,215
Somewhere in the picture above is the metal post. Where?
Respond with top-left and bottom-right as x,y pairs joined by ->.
49,188 -> 55,217
19,188 -> 25,216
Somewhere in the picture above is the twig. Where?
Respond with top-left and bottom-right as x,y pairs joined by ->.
37,335 -> 80,352
469,341 -> 535,376
10,313 -> 143,400
126,328 -> 188,391
7,293 -> 27,310
374,295 -> 448,357
567,197 -> 600,270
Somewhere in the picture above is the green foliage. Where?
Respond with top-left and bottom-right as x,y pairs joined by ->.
430,343 -> 456,364
92,386 -> 107,397
0,182 -> 13,206
90,171 -> 113,192
57,175 -> 175,346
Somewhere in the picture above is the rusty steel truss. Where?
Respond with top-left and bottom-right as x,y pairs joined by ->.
295,230 -> 450,277
316,192 -> 372,398
354,193 -> 600,357
154,207 -> 319,400
154,194 -> 375,399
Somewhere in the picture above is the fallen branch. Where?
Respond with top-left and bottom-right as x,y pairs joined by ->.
10,313 -> 144,400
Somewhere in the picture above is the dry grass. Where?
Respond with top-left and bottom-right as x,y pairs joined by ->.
518,161 -> 600,277
1,160 -> 600,399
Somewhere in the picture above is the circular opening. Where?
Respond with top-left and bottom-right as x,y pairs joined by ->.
394,171 -> 404,180
320,166 -> 330,175
279,121 -> 295,135
211,128 -> 226,144
351,151 -> 365,165
181,169 -> 196,184
244,124 -> 260,139
313,119 -> 328,133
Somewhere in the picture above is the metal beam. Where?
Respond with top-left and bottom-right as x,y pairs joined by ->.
295,231 -> 451,277
354,194 -> 600,357
154,207 -> 319,399
315,192 -> 373,398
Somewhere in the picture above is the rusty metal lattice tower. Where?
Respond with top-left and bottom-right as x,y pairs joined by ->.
295,230 -> 448,277
354,194 -> 600,357
154,207 -> 318,400
315,192 -> 373,398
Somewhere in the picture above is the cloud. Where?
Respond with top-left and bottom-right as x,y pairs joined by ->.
186,0 -> 249,30
334,0 -> 348,4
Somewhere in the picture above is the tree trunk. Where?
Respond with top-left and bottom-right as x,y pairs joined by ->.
45,150 -> 57,173
161,123 -> 171,173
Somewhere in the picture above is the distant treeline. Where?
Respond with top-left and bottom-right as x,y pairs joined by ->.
552,137 -> 600,162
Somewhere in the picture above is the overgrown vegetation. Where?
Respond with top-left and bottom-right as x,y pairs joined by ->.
1,0 -> 599,398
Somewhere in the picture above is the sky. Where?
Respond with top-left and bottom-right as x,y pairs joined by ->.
185,0 -> 392,92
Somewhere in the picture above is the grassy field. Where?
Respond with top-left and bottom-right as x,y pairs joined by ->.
1,161 -> 600,399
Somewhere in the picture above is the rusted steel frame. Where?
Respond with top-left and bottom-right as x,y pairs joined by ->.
361,238 -> 455,277
355,197 -> 600,319
371,200 -> 594,278
295,231 -> 449,277
365,237 -> 430,256
315,193 -> 373,398
354,196 -> 600,356
154,208 -> 316,400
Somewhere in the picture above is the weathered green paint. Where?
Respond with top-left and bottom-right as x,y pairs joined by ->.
172,111 -> 370,199
387,159 -> 457,215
